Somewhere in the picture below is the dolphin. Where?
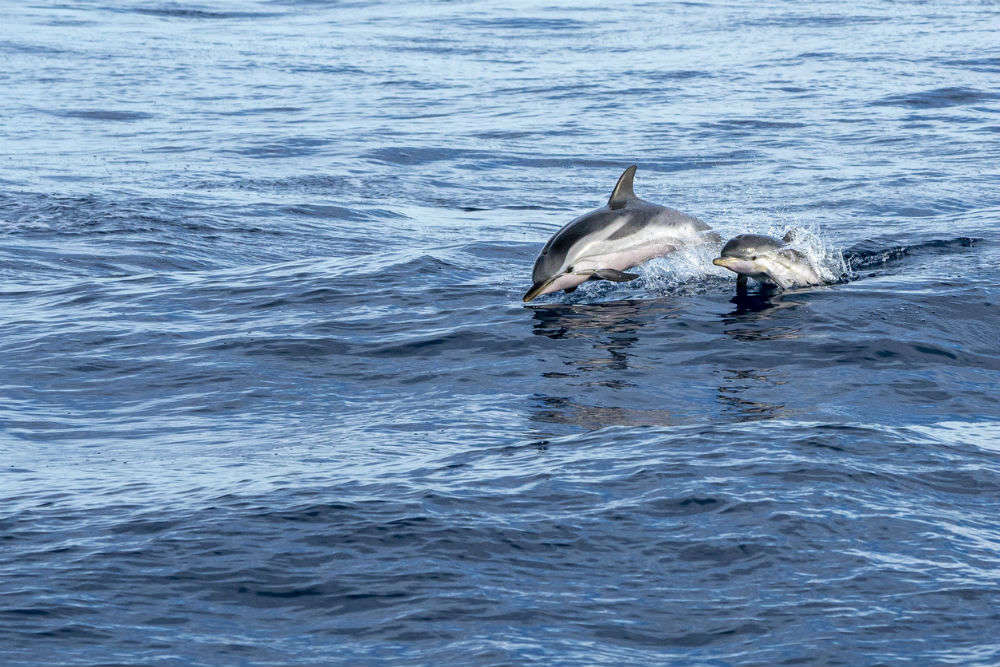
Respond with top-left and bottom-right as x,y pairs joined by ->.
523,165 -> 717,302
712,233 -> 825,292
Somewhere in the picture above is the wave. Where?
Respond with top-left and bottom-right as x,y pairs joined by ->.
842,237 -> 980,271
871,87 -> 1000,110
125,6 -> 284,20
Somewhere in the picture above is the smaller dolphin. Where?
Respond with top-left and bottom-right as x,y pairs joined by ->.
712,233 -> 825,292
523,166 -> 716,302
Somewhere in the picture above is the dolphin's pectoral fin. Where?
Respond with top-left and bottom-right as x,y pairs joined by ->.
592,268 -> 640,282
608,165 -> 638,210
564,286 -> 578,293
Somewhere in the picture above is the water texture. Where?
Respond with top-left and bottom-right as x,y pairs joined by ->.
2,1 -> 999,665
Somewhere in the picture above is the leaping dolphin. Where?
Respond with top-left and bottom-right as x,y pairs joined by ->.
523,165 -> 718,302
712,233 -> 826,292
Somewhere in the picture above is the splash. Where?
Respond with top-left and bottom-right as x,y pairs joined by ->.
638,240 -> 731,295
777,226 -> 848,283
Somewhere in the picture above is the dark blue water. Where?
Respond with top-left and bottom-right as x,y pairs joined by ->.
3,1 -> 1000,665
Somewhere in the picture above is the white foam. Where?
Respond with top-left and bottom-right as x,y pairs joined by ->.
637,241 -> 731,294
774,225 -> 848,283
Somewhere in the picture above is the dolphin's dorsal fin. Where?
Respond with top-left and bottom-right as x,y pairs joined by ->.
608,165 -> 638,209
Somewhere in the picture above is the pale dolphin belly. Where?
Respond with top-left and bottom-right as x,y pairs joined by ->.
571,240 -> 680,274
570,219 -> 708,272
764,252 -> 824,288
541,235 -> 691,296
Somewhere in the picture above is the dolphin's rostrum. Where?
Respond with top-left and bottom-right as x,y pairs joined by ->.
712,233 -> 825,292
523,166 -> 717,302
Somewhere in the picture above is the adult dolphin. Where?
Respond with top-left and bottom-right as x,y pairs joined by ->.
523,165 -> 718,302
712,233 -> 826,293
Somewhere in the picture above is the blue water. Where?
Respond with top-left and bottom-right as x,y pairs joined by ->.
2,1 -> 1000,665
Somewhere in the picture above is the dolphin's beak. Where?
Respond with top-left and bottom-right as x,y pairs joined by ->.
522,280 -> 548,302
713,257 -> 745,272
714,256 -> 758,277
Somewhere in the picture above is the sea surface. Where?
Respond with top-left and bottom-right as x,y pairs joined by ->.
2,1 -> 999,665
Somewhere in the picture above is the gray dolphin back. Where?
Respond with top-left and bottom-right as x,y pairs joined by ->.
720,234 -> 784,258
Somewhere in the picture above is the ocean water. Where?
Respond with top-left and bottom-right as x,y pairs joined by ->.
2,0 -> 999,665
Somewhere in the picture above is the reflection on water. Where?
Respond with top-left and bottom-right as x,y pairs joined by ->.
717,292 -> 796,421
527,299 -> 677,430
716,368 -> 789,422
529,299 -> 677,373
530,395 -> 674,429
722,292 -> 804,341
727,288 -> 780,314
524,294 -> 804,430
528,299 -> 672,339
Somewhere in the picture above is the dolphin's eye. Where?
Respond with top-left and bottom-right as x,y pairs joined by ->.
566,265 -> 574,273
751,256 -> 757,261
